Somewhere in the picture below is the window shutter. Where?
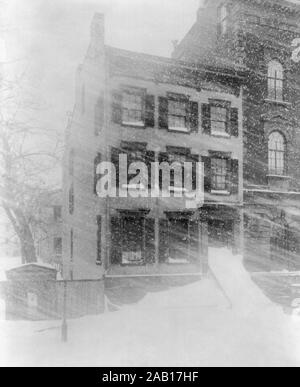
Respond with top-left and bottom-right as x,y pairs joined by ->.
189,101 -> 199,132
231,159 -> 239,194
94,153 -> 102,195
159,97 -> 169,129
190,154 -> 199,191
145,95 -> 155,127
111,147 -> 120,188
96,216 -> 102,265
111,91 -> 122,124
202,156 -> 211,192
230,107 -> 239,137
159,152 -> 169,190
110,217 -> 122,265
69,184 -> 74,215
202,104 -> 211,135
145,218 -> 155,264
283,72 -> 287,102
145,151 -> 155,189
159,219 -> 169,263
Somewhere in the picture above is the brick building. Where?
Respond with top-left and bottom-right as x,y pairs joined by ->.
173,0 -> 300,272
62,14 -> 244,280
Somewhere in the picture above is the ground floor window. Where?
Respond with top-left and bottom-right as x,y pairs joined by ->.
110,213 -> 200,266
121,217 -> 145,265
53,237 -> 62,257
110,212 -> 154,266
211,158 -> 227,191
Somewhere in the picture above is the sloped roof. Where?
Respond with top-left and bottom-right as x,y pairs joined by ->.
106,46 -> 248,81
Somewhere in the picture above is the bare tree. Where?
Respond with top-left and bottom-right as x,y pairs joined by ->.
0,71 -> 62,264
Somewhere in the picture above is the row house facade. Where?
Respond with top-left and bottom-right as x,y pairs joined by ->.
173,0 -> 300,272
62,14 -> 244,280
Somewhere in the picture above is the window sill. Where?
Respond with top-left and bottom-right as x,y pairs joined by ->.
168,127 -> 191,134
122,121 -> 145,128
211,131 -> 231,139
267,174 -> 291,180
264,99 -> 292,107
168,187 -> 188,193
210,190 -> 231,196
166,258 -> 190,265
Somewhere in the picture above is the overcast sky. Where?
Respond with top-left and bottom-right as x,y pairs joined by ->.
2,0 -> 200,134
1,0 -> 300,146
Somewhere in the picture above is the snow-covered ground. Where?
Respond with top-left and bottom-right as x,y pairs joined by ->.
0,249 -> 300,367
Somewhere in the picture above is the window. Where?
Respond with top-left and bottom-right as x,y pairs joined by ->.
268,61 -> 284,101
168,100 -> 188,132
211,106 -> 228,135
54,237 -> 62,256
211,158 -> 228,191
53,206 -> 62,222
218,4 -> 228,35
122,90 -> 144,126
268,131 -> 286,176
69,184 -> 74,215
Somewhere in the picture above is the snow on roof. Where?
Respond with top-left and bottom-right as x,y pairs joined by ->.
6,262 -> 57,273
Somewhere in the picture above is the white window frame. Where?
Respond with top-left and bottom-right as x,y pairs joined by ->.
168,99 -> 189,132
210,105 -> 228,137
122,89 -> 144,127
211,158 -> 228,192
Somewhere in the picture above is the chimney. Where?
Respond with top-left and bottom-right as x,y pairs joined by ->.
87,13 -> 105,60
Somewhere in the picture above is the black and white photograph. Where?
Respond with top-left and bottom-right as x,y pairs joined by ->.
1,0 -> 300,368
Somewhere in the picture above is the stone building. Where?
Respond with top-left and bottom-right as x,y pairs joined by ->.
62,14 -> 244,280
173,0 -> 300,272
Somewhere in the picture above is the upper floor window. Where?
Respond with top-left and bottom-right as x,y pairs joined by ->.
218,4 -> 228,35
268,61 -> 284,101
168,99 -> 188,132
159,94 -> 198,133
268,131 -> 286,176
112,88 -> 155,128
211,158 -> 228,192
211,106 -> 228,136
122,90 -> 144,126
53,206 -> 62,222
202,101 -> 238,137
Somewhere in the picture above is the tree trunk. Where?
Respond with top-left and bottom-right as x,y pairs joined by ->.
3,205 -> 37,264
20,224 -> 37,264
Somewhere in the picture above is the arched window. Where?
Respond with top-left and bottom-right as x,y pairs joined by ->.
268,131 -> 286,175
268,61 -> 284,101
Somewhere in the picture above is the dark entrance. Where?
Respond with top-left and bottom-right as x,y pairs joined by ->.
208,219 -> 233,248
169,218 -> 190,262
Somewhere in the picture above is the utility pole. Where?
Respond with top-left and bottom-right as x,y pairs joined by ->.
61,280 -> 68,342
